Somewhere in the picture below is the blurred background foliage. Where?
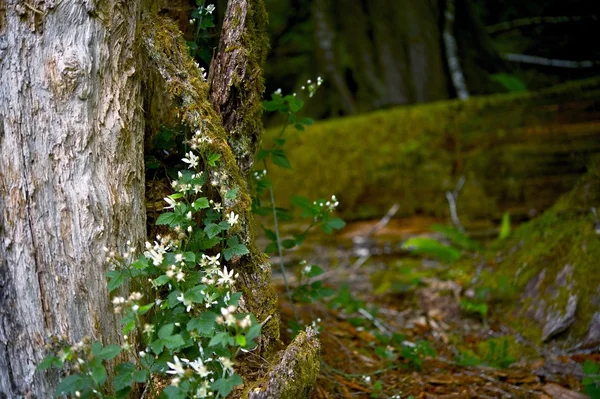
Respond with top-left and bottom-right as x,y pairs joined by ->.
259,0 -> 599,121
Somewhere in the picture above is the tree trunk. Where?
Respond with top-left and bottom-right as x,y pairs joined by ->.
0,1 -> 145,397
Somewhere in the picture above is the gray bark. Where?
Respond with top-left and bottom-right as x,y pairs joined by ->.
0,1 -> 145,397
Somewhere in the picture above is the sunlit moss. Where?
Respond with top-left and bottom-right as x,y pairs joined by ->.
266,77 -> 600,222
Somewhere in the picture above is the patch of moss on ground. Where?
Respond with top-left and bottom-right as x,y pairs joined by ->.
265,78 -> 600,222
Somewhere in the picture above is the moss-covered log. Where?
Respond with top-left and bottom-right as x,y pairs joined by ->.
267,78 -> 600,225
490,156 -> 600,345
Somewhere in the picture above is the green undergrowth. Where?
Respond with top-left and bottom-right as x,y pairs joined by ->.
265,77 -> 600,222
487,156 -> 600,342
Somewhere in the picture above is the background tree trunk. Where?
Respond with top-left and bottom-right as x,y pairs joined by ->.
0,1 -> 145,396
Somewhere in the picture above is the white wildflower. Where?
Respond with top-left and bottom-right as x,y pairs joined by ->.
182,151 -> 199,169
226,211 -> 239,226
217,266 -> 235,286
166,356 -> 186,377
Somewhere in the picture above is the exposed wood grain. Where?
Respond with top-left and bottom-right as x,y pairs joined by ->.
0,1 -> 145,396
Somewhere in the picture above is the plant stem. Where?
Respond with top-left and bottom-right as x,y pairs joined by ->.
265,160 -> 298,322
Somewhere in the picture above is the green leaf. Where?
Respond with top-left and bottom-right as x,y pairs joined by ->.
212,374 -> 243,397
286,97 -> 304,113
304,265 -> 324,278
138,303 -> 154,316
499,212 -> 511,240
183,252 -> 196,263
153,275 -> 171,286
236,334 -> 247,347
187,312 -> 217,336
132,369 -> 148,383
583,359 -> 599,375
156,212 -> 178,226
162,334 -> 185,350
294,123 -> 305,131
225,188 -> 239,200
185,284 -> 207,303
273,138 -> 286,147
263,227 -> 277,241
209,332 -> 232,348
97,344 -> 122,360
107,270 -> 126,293
291,196 -> 313,212
431,224 -> 480,251
116,386 -> 133,399
91,340 -> 103,356
294,232 -> 307,246
323,217 -> 345,233
193,197 -> 210,210
158,323 -> 175,339
265,242 -> 278,253
205,223 -> 224,239
208,153 -> 221,166
271,149 -> 291,169
150,338 -> 164,354
224,236 -> 249,261
490,73 -> 527,93
161,386 -> 187,399
300,117 -> 314,125
257,149 -> 271,161
246,324 -> 262,342
123,320 -> 136,335
402,237 -> 462,263
55,374 -> 84,395
91,362 -> 108,385
131,256 -> 149,269
36,355 -> 62,371
281,239 -> 296,249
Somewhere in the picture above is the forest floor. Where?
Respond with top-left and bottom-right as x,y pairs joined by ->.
269,217 -> 597,399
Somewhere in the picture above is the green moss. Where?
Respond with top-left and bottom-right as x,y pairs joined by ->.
244,329 -> 320,398
266,77 -> 600,222
140,12 -> 280,351
490,156 -> 600,342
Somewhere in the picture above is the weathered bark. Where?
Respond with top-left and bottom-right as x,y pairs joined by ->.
0,1 -> 145,397
209,0 -> 269,175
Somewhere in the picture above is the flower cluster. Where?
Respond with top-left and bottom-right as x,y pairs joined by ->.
301,76 -> 324,98
313,194 -> 339,212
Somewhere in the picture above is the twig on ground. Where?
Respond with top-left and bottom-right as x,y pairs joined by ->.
351,203 -> 400,271
446,176 -> 465,232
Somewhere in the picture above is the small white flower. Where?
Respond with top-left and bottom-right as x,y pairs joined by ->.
213,202 -> 222,212
189,358 -> 212,377
219,357 -> 234,376
217,266 -> 235,286
164,196 -> 177,209
166,356 -> 186,377
206,4 -> 215,14
182,151 -> 199,169
226,211 -> 239,226
175,253 -> 183,262
176,271 -> 185,282
177,293 -> 193,312
207,253 -> 220,267
239,315 -> 252,329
